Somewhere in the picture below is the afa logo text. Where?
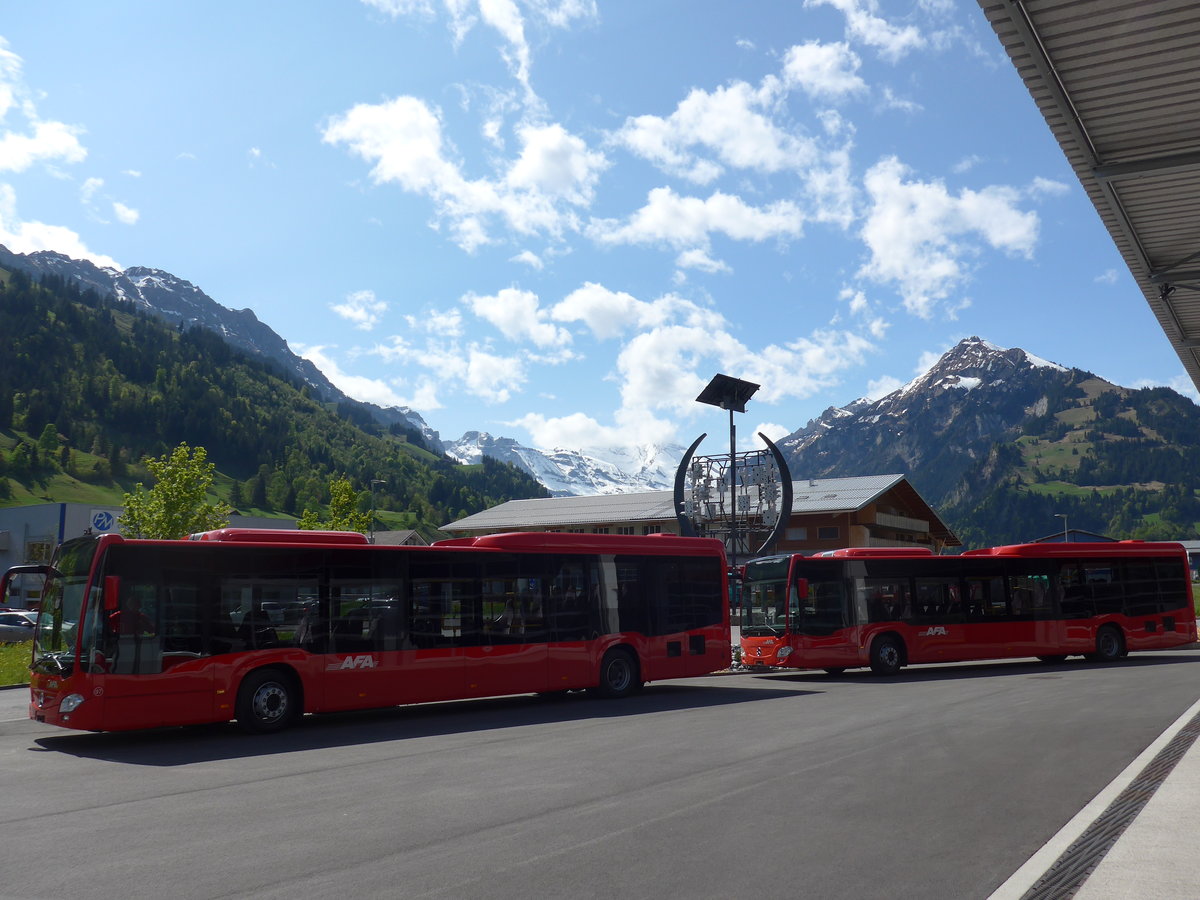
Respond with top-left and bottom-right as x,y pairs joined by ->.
332,655 -> 378,670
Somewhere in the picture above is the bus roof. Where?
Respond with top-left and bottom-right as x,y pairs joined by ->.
961,541 -> 1186,558
188,529 -> 370,545
434,531 -> 727,556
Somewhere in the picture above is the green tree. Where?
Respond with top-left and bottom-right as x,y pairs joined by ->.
298,477 -> 371,533
119,443 -> 231,539
37,423 -> 59,454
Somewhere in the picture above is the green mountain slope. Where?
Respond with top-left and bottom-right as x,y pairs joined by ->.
780,338 -> 1200,547
0,268 -> 548,536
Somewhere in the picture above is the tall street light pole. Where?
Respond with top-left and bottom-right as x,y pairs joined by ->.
695,374 -> 761,570
1054,513 -> 1068,543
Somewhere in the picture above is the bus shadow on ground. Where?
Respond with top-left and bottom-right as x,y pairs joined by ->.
31,680 -> 818,766
748,649 -> 1200,684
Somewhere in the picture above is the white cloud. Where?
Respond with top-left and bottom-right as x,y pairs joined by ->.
878,87 -> 922,114
781,41 -> 867,101
610,79 -> 814,184
80,177 -> 104,204
360,0 -> 598,103
806,0 -> 925,62
509,410 -> 630,450
297,344 -> 410,407
676,248 -> 731,274
405,307 -> 465,335
465,345 -> 526,401
323,95 -> 606,250
332,289 -> 389,330
857,156 -> 1039,318
589,186 -> 804,250
551,283 -> 725,341
1095,269 -> 1120,285
0,42 -> 87,175
865,374 -> 903,400
551,282 -> 652,340
1028,176 -> 1069,197
0,118 -> 86,174
752,422 -> 792,446
112,202 -> 139,225
0,183 -> 119,269
510,321 -> 874,450
510,249 -> 543,268
463,286 -> 572,347
361,0 -> 436,16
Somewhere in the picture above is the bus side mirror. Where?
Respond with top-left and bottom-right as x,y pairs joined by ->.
796,578 -> 809,599
104,576 -> 120,612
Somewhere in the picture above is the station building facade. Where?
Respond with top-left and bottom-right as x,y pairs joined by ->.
444,473 -> 961,556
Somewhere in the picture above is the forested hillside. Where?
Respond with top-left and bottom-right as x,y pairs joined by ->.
0,268 -> 547,535
940,376 -> 1200,546
780,338 -> 1200,548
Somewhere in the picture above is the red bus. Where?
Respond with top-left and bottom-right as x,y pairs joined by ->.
738,543 -> 1197,675
6,528 -> 729,733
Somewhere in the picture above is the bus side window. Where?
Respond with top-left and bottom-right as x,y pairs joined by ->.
964,577 -> 1005,618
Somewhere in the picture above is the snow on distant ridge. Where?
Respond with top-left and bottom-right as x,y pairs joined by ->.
445,432 -> 683,497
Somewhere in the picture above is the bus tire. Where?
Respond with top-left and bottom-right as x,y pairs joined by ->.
591,648 -> 640,699
869,635 -> 904,676
236,667 -> 297,734
1093,626 -> 1126,663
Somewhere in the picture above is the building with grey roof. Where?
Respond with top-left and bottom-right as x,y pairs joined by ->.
444,473 -> 960,555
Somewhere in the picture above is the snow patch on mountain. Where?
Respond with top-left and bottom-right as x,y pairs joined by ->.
445,432 -> 684,497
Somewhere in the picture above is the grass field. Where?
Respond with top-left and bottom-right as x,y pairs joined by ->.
0,643 -> 31,688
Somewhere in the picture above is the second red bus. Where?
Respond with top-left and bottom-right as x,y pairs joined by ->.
739,543 -> 1196,675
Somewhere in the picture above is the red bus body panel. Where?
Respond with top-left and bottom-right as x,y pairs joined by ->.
740,543 -> 1197,672
27,531 -> 730,732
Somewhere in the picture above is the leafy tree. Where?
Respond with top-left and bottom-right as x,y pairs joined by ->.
298,477 -> 371,533
37,423 -> 59,454
119,443 -> 231,539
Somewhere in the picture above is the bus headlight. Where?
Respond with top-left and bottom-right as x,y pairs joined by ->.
777,646 -> 793,659
59,693 -> 85,714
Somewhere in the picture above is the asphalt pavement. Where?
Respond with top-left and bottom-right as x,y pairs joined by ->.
3,654 -> 1199,899
990,691 -> 1200,899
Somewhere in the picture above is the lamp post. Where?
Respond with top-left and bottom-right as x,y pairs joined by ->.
370,479 -> 386,544
1054,513 -> 1068,543
694,374 -> 761,569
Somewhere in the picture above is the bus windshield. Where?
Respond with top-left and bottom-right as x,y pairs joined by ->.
740,557 -> 791,636
31,537 -> 98,678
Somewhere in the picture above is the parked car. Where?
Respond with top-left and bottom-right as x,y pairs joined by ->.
0,609 -> 36,643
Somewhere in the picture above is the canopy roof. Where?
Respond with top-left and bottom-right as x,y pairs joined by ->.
980,0 -> 1200,391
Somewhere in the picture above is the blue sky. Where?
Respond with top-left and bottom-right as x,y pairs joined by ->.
0,1 -> 1193,454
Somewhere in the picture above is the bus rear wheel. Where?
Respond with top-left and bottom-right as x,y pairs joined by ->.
869,635 -> 904,676
236,668 -> 296,734
1090,626 -> 1126,663
591,648 -> 640,699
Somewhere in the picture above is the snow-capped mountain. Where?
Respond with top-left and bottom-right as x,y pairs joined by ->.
778,336 -> 1076,503
445,432 -> 685,497
0,244 -> 443,451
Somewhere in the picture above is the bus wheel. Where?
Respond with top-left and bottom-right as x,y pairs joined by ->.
869,635 -> 904,676
591,648 -> 640,699
236,668 -> 296,734
1093,626 -> 1126,663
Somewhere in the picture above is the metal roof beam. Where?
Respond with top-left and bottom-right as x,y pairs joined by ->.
1094,151 -> 1200,184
